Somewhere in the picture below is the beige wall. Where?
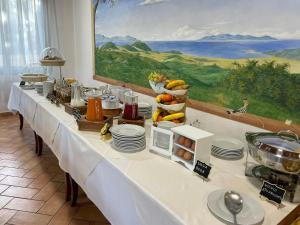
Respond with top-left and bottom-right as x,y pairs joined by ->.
59,0 -> 266,143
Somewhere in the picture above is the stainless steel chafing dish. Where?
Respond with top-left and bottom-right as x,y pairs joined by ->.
245,130 -> 300,174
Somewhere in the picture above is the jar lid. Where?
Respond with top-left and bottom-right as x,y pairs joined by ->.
85,89 -> 102,98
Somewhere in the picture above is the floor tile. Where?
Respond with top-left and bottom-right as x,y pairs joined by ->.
19,158 -> 41,170
69,219 -> 90,225
0,160 -> 22,168
28,173 -> 55,189
0,185 -> 9,194
74,205 -> 108,223
0,168 -> 28,177
33,181 -> 62,201
0,209 -> 16,225
48,203 -> 79,225
2,186 -> 39,199
38,192 -> 65,215
0,175 -> 5,182
7,211 -> 51,225
4,198 -> 44,212
22,166 -> 45,179
0,196 -> 13,208
0,154 -> 17,161
0,176 -> 33,187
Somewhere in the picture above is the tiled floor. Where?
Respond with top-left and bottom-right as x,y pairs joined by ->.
0,114 -> 110,225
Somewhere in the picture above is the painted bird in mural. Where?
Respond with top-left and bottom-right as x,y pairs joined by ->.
226,98 -> 249,115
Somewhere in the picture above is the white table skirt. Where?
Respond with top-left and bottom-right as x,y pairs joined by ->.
7,83 -> 297,225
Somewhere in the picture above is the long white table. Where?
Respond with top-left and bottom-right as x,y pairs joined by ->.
8,83 -> 297,225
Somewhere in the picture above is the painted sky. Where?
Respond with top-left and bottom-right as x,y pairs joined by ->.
95,0 -> 300,41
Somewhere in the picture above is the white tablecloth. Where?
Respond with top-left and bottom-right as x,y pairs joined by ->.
7,83 -> 298,225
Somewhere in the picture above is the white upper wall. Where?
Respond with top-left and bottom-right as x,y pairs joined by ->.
58,0 -> 267,143
55,0 -> 75,76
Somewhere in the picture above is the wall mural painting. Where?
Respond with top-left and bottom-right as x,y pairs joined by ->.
93,0 -> 300,125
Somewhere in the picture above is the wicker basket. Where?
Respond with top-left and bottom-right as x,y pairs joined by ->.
20,74 -> 48,83
40,60 -> 65,66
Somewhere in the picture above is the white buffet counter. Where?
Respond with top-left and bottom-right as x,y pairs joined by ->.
8,83 -> 297,225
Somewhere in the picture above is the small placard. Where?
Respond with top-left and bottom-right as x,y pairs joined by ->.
193,160 -> 211,179
260,181 -> 286,205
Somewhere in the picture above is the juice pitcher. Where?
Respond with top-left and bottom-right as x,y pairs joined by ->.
86,90 -> 103,121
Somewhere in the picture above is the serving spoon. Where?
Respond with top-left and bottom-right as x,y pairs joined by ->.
224,191 -> 243,225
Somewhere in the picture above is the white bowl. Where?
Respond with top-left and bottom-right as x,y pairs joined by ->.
164,88 -> 188,96
149,80 -> 165,94
157,102 -> 185,111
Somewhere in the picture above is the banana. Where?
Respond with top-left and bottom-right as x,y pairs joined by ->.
171,84 -> 189,90
155,95 -> 161,103
152,109 -> 162,122
166,80 -> 185,89
162,112 -> 185,121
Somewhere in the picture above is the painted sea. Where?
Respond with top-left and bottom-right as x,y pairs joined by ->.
97,39 -> 300,59
145,40 -> 300,59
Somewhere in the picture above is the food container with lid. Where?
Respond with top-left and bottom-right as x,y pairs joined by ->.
245,130 -> 300,174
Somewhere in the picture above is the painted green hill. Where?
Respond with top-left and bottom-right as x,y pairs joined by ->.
100,42 -> 118,50
131,41 -> 152,51
266,48 -> 300,60
95,45 -> 300,124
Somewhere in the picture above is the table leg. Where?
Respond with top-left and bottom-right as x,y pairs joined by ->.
71,177 -> 78,207
18,113 -> 23,130
65,173 -> 71,201
33,131 -> 38,154
37,135 -> 43,156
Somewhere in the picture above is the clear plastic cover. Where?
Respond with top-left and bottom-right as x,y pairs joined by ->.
40,47 -> 64,61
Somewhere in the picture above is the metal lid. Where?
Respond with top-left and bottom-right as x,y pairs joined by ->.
246,130 -> 300,160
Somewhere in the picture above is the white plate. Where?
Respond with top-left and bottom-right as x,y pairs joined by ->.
212,137 -> 244,151
111,142 -> 145,152
110,124 -> 145,137
207,189 -> 264,225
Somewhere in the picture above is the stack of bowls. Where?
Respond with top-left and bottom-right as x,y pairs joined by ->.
43,81 -> 54,96
35,82 -> 44,95
211,137 -> 244,160
138,102 -> 152,119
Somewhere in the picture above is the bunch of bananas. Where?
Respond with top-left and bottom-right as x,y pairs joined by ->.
148,72 -> 166,83
165,80 -> 189,90
152,109 -> 185,123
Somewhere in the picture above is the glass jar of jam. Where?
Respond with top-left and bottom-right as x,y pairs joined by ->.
123,92 -> 138,120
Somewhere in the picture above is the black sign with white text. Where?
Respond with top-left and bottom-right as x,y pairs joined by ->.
193,160 -> 211,179
260,181 -> 286,205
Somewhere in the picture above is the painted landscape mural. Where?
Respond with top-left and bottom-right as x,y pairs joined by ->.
93,0 -> 300,124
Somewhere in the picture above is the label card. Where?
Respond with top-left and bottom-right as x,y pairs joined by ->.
193,160 -> 211,179
260,181 -> 286,205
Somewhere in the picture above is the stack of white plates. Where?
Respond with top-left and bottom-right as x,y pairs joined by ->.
211,137 -> 244,160
138,102 -> 152,119
110,124 -> 146,152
